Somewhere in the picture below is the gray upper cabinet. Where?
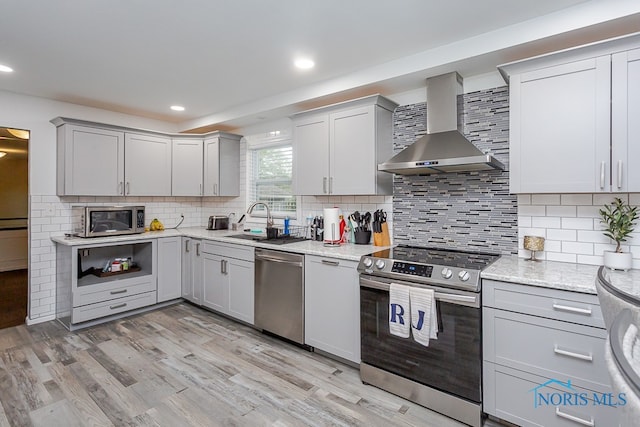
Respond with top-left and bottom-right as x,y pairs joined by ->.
52,117 -> 242,197
292,95 -> 397,196
500,34 -> 640,194
172,138 -> 204,196
612,47 -> 640,192
124,133 -> 172,196
56,124 -> 125,196
203,133 -> 241,197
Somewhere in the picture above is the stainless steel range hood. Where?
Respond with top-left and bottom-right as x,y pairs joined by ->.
378,72 -> 504,175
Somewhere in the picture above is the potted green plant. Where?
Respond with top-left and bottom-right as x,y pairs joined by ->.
599,197 -> 638,271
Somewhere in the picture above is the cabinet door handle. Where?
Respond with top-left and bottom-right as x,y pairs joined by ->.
224,260 -> 228,274
553,345 -> 593,362
109,303 -> 127,310
555,407 -> 594,426
185,240 -> 190,253
126,182 -> 131,195
200,183 -> 202,195
617,160 -> 623,189
329,177 -> 333,194
110,289 -> 127,295
599,161 -> 605,189
119,181 -> 123,195
214,183 -> 218,195
323,177 -> 327,194
196,242 -> 200,256
321,259 -> 339,266
552,303 -> 592,316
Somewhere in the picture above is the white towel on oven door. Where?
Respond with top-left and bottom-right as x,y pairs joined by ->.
409,287 -> 438,347
389,283 -> 411,338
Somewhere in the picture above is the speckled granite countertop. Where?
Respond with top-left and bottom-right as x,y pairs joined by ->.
483,255 -> 640,296
51,227 -> 389,262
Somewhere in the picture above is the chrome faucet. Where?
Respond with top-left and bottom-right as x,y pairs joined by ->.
246,202 -> 273,228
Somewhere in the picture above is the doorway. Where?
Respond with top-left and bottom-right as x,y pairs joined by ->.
0,127 -> 29,329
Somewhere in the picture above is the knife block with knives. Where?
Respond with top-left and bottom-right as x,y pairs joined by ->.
373,209 -> 390,246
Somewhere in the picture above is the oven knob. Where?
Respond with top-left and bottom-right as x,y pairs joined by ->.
375,259 -> 386,270
363,258 -> 373,268
441,267 -> 453,279
458,270 -> 470,281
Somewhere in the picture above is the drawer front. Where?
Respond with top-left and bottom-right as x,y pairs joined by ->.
483,279 -> 605,328
202,240 -> 254,261
484,308 -> 611,392
72,291 -> 157,324
74,277 -> 156,307
484,362 -> 621,427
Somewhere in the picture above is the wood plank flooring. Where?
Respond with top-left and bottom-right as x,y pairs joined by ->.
0,269 -> 28,329
0,303 -> 500,426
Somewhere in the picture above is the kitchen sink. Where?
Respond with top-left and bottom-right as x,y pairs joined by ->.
227,234 -> 307,245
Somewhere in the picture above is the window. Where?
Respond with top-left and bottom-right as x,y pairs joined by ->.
247,137 -> 297,219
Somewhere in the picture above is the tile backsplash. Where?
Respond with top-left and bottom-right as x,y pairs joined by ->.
518,193 -> 640,268
392,87 -> 518,255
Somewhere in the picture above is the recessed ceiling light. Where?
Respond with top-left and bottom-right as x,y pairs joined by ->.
170,105 -> 185,111
0,64 -> 13,73
294,58 -> 315,70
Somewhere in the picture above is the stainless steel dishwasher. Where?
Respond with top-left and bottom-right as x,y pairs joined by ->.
254,248 -> 305,345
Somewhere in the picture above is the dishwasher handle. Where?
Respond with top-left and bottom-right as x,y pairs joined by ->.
255,253 -> 303,267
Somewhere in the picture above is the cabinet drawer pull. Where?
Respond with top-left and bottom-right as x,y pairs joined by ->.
110,289 -> 127,295
554,345 -> 593,362
321,260 -> 339,266
555,407 -> 594,426
552,303 -> 592,316
109,303 -> 127,310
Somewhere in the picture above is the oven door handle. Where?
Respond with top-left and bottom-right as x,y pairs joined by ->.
359,277 -> 479,307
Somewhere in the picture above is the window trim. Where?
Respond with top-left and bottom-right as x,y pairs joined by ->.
245,131 -> 300,221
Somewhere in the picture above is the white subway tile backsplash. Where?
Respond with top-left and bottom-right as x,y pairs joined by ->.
519,205 -> 546,216
560,194 -> 593,205
546,229 -> 576,241
517,194 -> 531,205
518,193 -> 640,268
546,252 -> 577,263
561,217 -> 595,230
531,194 -> 560,205
532,217 -> 561,229
562,241 -> 594,255
577,230 -> 609,244
546,206 -> 576,217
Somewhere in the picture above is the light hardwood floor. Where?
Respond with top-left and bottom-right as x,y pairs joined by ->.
0,303 -> 500,426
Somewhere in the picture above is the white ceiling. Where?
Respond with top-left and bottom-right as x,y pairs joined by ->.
1,0 -> 639,132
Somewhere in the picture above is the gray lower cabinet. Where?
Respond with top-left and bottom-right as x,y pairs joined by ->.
181,237 -> 203,305
55,239 -> 157,329
201,241 -> 254,324
304,255 -> 360,363
483,279 -> 619,426
157,237 -> 182,302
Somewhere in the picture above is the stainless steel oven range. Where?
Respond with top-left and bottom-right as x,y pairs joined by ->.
357,246 -> 500,427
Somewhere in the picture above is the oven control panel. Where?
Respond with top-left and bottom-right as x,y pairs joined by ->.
391,262 -> 433,278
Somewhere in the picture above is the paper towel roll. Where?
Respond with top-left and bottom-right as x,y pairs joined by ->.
323,207 -> 341,243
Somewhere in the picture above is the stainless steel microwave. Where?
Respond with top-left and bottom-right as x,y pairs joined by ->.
73,206 -> 145,237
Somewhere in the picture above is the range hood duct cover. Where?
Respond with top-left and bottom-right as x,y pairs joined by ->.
378,72 -> 504,175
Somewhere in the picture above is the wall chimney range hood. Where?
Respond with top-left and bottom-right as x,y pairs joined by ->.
378,72 -> 504,175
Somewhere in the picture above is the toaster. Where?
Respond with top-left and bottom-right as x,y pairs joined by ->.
207,215 -> 229,230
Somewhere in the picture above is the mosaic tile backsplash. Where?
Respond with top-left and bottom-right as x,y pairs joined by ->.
392,87 -> 518,255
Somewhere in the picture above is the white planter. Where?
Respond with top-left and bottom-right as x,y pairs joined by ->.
603,251 -> 632,271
